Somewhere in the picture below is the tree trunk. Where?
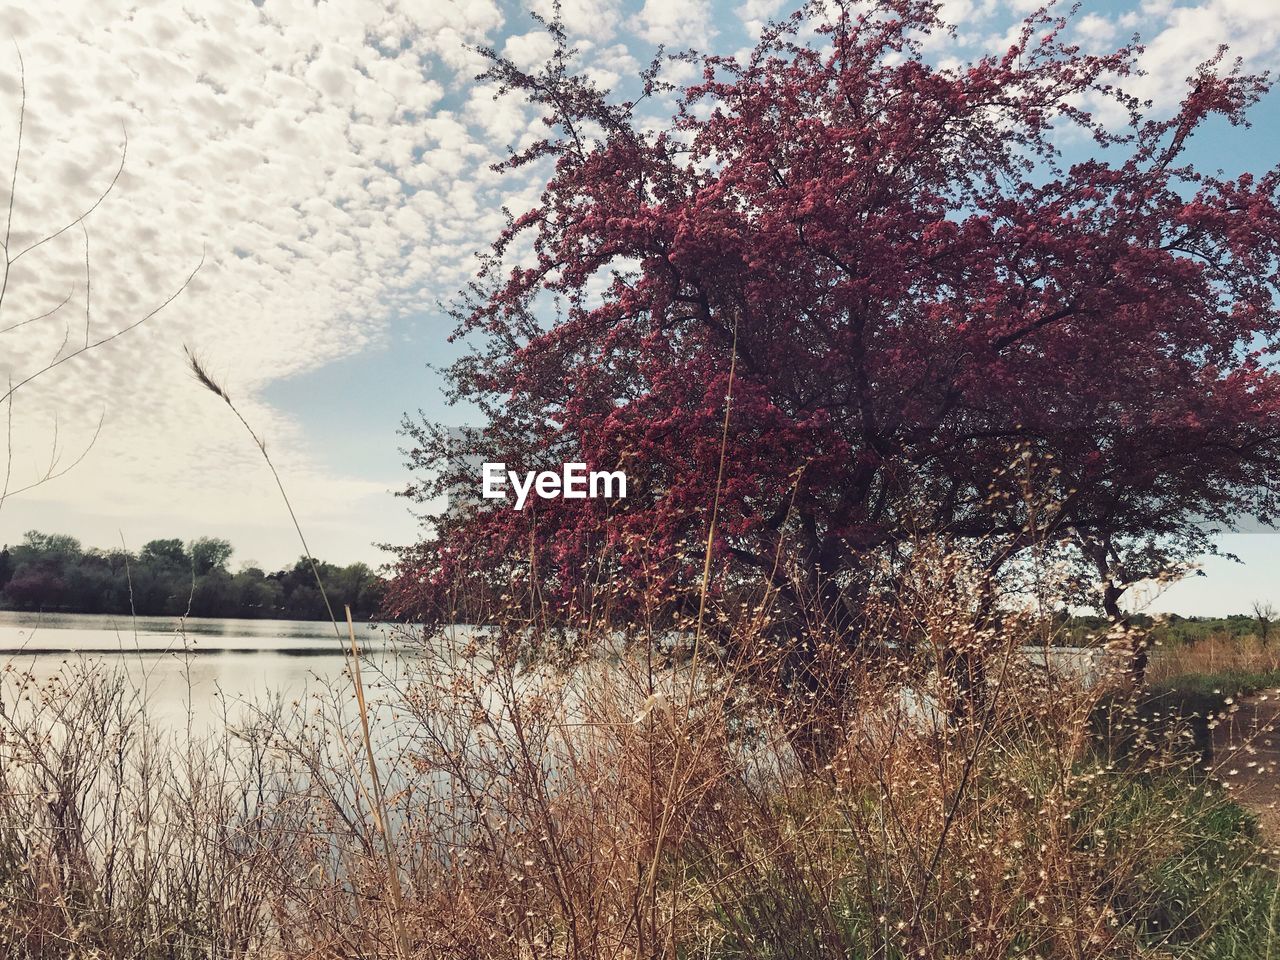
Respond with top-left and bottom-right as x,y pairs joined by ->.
1101,579 -> 1146,689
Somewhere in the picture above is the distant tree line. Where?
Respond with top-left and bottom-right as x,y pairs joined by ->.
0,531 -> 385,621
1056,611 -> 1271,647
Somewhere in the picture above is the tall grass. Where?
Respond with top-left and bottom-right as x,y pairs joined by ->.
3,539 -> 1276,958
1149,631 -> 1280,692
0,660 -> 307,957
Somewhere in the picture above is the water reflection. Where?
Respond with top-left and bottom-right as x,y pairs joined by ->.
0,611 -> 400,732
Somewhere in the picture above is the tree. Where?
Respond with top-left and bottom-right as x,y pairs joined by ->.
190,536 -> 233,576
190,568 -> 236,618
393,2 -> 1280,685
1253,600 -> 1275,647
139,538 -> 188,570
0,529 -> 386,619
2,567 -> 66,609
233,566 -> 282,617
21,531 -> 81,558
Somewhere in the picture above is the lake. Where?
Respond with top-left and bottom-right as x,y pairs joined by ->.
0,611 -> 1111,736
0,610 -> 402,732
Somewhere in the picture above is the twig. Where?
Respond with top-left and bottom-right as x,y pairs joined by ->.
187,347 -> 411,957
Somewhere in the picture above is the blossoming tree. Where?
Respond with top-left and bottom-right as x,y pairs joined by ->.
393,1 -> 1280,680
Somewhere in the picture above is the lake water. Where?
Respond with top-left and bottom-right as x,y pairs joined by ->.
0,611 -> 403,731
0,611 -> 1110,736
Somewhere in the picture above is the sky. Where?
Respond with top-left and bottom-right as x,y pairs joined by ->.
0,0 -> 1276,615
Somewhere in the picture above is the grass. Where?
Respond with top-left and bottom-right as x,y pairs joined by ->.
692,771 -> 1280,959
1133,633 -> 1280,768
1088,775 -> 1273,952
1149,670 -> 1280,700
1148,632 -> 1280,694
5,378 -> 1277,956
3,594 -> 1280,957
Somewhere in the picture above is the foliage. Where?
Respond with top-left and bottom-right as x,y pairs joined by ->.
394,0 -> 1280,655
0,530 -> 384,620
1054,613 -> 1268,648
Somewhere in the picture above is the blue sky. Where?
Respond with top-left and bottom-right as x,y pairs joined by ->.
0,0 -> 1277,615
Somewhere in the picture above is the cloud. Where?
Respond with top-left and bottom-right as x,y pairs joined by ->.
503,30 -> 558,71
0,0 -> 530,564
639,0 -> 716,48
532,0 -> 624,42
1135,1 -> 1280,109
737,0 -> 788,38
1075,12 -> 1118,48
1052,0 -> 1280,129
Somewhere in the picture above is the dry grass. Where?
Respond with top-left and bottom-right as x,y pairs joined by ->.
0,660 -> 308,958
1149,631 -> 1280,688
2,540 -> 1273,958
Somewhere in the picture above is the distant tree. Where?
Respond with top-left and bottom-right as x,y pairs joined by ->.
1253,600 -> 1275,646
191,568 -> 236,618
233,566 -> 282,617
284,582 -> 326,621
0,529 -> 384,620
327,561 -> 383,619
139,538 -> 188,570
189,537 -> 233,576
22,531 -> 82,557
3,568 -> 65,609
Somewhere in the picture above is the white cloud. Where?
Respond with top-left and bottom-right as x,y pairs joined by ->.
737,0 -> 787,39
738,0 -> 786,19
1135,1 -> 1280,109
532,0 -> 624,41
639,0 -> 716,48
1075,13 -> 1118,50
503,30 -> 558,70
1059,0 -> 1280,129
0,0 -> 536,565
980,2 -> 1280,130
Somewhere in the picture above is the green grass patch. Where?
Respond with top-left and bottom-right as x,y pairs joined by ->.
1149,669 -> 1280,703
1088,776 -> 1278,956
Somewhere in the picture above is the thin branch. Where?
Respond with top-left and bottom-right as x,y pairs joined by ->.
0,43 -> 25,313
43,410 -> 60,477
0,286 -> 75,337
48,317 -> 71,367
991,302 -> 1078,353
81,221 -> 90,346
0,409 -> 105,505
8,126 -> 127,267
0,375 -> 12,511
0,253 -> 204,410
3,43 -> 23,257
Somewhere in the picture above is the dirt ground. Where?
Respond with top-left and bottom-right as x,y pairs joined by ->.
1211,687 -> 1280,844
